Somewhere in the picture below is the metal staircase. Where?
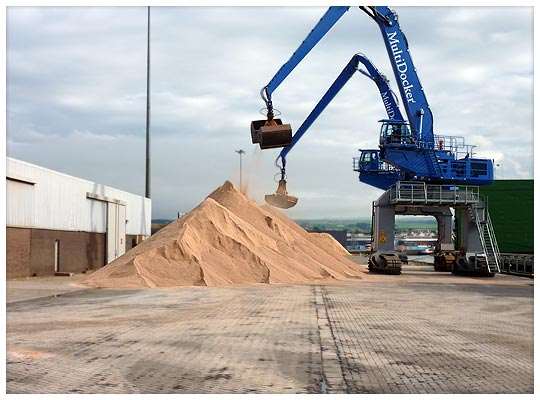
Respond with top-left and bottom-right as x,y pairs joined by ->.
469,202 -> 501,274
395,144 -> 440,177
424,149 -> 441,177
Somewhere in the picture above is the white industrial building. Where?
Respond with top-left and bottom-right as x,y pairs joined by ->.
6,157 -> 151,278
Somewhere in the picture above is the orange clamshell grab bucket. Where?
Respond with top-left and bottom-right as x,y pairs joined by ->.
264,179 -> 298,209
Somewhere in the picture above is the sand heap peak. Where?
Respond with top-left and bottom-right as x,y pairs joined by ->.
80,181 -> 362,288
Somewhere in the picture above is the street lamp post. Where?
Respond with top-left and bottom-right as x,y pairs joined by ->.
235,149 -> 245,190
145,6 -> 151,199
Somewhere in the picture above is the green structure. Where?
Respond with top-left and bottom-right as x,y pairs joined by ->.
480,180 -> 534,254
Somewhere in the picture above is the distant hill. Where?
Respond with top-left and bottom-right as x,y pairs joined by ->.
152,219 -> 175,225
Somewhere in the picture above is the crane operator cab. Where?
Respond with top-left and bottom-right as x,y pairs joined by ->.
379,120 -> 413,148
358,150 -> 381,172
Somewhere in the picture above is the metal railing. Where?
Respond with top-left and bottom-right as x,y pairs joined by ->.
388,181 -> 480,205
500,254 -> 534,276
485,211 -> 501,272
390,182 -> 426,202
433,134 -> 476,159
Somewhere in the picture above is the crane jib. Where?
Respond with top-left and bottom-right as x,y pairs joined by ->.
279,53 -> 403,161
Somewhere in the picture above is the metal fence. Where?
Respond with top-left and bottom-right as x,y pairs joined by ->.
499,254 -> 534,277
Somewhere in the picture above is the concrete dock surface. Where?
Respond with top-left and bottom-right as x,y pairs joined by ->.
6,261 -> 533,394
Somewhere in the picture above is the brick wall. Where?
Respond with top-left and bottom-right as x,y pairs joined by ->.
6,227 -> 31,278
30,229 -> 105,275
6,228 -> 106,278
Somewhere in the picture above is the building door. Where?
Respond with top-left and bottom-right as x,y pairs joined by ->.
106,202 -> 117,264
117,204 -> 126,256
106,202 -> 127,264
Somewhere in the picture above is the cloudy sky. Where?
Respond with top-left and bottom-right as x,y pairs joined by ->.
6,6 -> 534,219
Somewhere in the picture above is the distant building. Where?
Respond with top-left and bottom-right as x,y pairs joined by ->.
347,233 -> 371,251
6,157 -> 151,278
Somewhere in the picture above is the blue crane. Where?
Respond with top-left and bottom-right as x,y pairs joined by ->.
250,6 -> 494,208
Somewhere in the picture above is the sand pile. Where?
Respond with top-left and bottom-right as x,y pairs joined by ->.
81,181 -> 362,288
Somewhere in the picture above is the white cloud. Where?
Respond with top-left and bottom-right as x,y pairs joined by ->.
6,6 -> 534,219
72,129 -> 118,141
468,135 -> 494,148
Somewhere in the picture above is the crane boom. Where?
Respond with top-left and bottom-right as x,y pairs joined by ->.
363,6 -> 433,145
278,53 -> 403,168
261,6 -> 350,110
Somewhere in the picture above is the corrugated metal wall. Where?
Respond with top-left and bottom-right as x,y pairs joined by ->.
6,157 -> 151,236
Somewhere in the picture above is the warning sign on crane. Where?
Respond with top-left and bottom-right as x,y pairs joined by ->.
380,231 -> 387,244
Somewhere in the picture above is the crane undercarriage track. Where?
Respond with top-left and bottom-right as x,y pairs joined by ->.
451,257 -> 495,277
434,253 -> 455,272
368,254 -> 402,275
